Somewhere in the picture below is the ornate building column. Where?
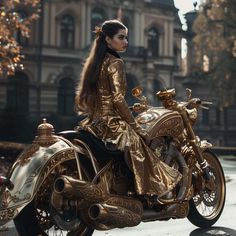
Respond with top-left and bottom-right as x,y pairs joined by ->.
81,1 -> 86,48
43,1 -> 49,45
86,2 -> 91,45
140,12 -> 145,46
134,9 -> 141,46
164,21 -> 168,56
159,27 -> 163,56
168,20 -> 174,57
50,3 -> 56,46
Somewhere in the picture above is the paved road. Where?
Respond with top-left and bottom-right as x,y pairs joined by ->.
94,173 -> 236,236
1,156 -> 236,236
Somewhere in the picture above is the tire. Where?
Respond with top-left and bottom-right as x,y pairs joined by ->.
14,201 -> 47,236
187,150 -> 226,228
14,158 -> 95,236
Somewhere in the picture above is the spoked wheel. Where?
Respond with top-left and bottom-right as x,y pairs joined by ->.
187,150 -> 226,228
14,158 -> 95,236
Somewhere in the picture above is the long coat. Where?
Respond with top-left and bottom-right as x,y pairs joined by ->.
79,50 -> 181,196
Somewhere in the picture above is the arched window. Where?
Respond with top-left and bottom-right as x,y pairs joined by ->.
58,78 -> 75,115
91,8 -> 106,40
60,15 -> 75,49
147,27 -> 159,57
125,74 -> 138,106
6,71 -> 29,113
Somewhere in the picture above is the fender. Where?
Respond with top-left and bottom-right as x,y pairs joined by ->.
0,137 -> 77,225
135,107 -> 184,139
0,120 -> 82,226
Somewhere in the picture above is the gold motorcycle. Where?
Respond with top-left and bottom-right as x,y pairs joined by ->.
0,88 -> 226,236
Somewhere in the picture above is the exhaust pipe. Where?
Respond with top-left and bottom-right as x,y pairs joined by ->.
53,175 -> 107,202
88,203 -> 142,229
88,203 -> 107,220
142,202 -> 189,221
54,175 -> 86,197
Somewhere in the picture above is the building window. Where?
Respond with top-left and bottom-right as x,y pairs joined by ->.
60,15 -> 75,49
58,78 -> 75,115
91,7 -> 106,40
147,27 -> 159,57
6,71 -> 29,113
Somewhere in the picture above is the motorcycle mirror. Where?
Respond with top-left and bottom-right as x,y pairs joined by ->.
132,86 -> 143,97
186,88 -> 192,100
156,88 -> 176,100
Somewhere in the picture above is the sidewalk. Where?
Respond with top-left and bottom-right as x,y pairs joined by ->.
220,155 -> 236,161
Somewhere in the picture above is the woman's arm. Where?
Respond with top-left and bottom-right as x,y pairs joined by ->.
107,59 -> 148,138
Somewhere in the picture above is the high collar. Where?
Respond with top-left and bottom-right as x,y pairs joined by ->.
106,47 -> 121,58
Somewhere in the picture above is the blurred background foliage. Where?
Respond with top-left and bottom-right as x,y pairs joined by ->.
0,0 -> 41,76
193,0 -> 236,108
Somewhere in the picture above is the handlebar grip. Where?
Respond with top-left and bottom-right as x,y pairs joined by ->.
201,101 -> 213,105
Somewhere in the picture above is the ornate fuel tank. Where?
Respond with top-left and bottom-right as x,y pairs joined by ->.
135,107 -> 184,139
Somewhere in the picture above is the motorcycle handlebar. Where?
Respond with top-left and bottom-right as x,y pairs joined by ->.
129,97 -> 212,112
186,98 -> 212,109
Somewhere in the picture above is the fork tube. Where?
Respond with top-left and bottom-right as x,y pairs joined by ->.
181,111 -> 211,178
181,110 -> 212,180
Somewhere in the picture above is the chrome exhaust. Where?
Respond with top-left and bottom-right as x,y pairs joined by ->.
53,175 -> 107,202
88,203 -> 142,229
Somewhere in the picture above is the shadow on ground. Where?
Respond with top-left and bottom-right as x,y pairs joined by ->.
190,227 -> 236,236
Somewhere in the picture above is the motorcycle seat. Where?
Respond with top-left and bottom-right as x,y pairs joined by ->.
58,129 -> 124,164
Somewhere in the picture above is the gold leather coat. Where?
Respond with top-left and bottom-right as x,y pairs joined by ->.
79,52 -> 181,196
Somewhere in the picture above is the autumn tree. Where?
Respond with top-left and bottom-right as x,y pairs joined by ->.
0,0 -> 41,76
193,0 -> 236,107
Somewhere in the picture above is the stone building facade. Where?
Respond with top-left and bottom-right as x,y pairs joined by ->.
184,10 -> 236,147
0,0 -> 184,142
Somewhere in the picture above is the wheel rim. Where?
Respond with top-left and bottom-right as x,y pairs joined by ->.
193,152 -> 225,219
35,158 -> 94,235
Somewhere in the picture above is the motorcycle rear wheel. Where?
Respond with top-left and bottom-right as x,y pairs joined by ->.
14,158 -> 95,236
187,150 -> 226,228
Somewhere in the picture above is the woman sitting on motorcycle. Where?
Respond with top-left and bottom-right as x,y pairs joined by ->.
75,19 -> 181,197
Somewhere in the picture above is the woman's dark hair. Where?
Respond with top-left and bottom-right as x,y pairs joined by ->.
75,19 -> 127,117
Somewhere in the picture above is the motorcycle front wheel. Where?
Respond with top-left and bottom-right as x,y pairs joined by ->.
14,157 -> 95,236
187,150 -> 226,228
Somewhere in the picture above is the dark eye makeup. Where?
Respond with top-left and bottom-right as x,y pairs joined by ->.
118,35 -> 128,40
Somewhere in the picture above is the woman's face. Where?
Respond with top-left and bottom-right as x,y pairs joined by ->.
106,29 -> 128,52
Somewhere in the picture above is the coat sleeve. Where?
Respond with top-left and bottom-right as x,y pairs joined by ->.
107,59 -> 147,137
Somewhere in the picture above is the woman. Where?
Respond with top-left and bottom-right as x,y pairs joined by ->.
75,19 -> 181,197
